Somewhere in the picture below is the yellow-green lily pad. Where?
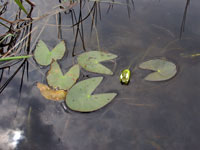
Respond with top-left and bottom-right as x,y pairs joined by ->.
139,59 -> 177,81
77,51 -> 117,75
34,40 -> 66,66
47,61 -> 80,90
66,77 -> 117,112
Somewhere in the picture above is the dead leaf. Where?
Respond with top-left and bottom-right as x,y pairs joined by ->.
37,82 -> 67,101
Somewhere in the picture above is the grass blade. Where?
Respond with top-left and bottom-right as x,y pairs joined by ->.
0,55 -> 32,61
0,33 -> 15,43
14,0 -> 28,15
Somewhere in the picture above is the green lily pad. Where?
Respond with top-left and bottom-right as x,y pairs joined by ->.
47,61 -> 80,90
139,59 -> 177,81
34,40 -> 66,66
77,51 -> 117,75
66,77 -> 117,112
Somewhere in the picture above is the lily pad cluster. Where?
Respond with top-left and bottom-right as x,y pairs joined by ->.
34,40 -> 117,112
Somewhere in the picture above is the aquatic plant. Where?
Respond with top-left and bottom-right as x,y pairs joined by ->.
34,39 -> 178,112
77,51 -> 117,75
34,40 -> 117,112
14,0 -> 28,14
37,83 -> 67,101
120,69 -> 131,85
139,59 -> 177,81
34,40 -> 66,66
66,77 -> 117,112
47,62 -> 80,90
0,0 -> 178,114
0,55 -> 32,61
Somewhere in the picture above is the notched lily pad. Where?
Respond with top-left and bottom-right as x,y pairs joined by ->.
139,59 -> 177,81
37,82 -> 67,101
77,51 -> 117,75
47,61 -> 80,90
66,77 -> 117,112
34,40 -> 66,66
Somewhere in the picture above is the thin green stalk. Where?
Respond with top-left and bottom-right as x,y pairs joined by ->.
0,55 -> 32,61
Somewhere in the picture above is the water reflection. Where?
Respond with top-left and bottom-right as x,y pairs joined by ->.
0,128 -> 24,150
57,0 -> 134,55
180,0 -> 190,38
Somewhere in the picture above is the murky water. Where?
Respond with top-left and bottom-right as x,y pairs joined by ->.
1,0 -> 200,149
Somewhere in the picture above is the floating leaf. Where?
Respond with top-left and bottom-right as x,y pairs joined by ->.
47,61 -> 80,90
37,83 -> 67,101
51,41 -> 66,60
139,59 -> 177,81
77,51 -> 117,75
34,40 -> 66,66
66,77 -> 117,112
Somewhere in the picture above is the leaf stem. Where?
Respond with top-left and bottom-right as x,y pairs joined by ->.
0,55 -> 32,61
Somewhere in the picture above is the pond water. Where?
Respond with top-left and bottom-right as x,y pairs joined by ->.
1,0 -> 200,149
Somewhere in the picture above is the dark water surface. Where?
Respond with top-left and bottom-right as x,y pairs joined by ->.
1,0 -> 200,149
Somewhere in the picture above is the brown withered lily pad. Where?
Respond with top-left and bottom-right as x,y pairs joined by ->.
37,82 -> 67,101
